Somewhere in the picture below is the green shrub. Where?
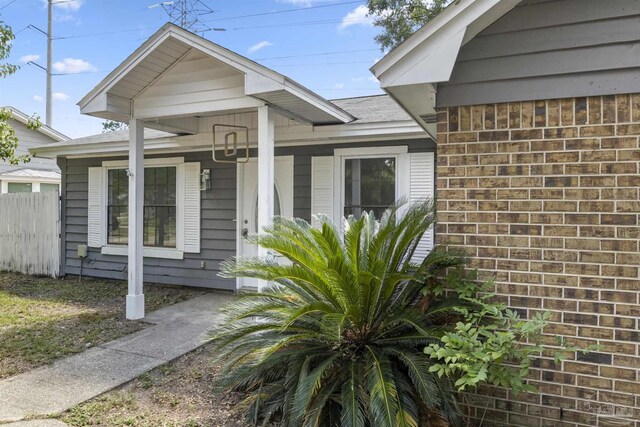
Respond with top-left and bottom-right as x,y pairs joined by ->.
213,201 -> 575,426
214,202 -> 466,427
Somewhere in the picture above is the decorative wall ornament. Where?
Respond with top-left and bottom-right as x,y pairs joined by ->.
212,124 -> 250,163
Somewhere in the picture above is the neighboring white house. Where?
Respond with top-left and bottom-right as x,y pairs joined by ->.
0,107 -> 69,194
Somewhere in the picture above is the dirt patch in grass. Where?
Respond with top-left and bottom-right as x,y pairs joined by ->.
60,342 -> 245,427
0,272 -> 207,379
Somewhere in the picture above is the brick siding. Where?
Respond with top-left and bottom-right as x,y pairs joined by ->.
437,95 -> 640,427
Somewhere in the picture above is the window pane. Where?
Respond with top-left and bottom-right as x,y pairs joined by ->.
253,186 -> 282,233
107,169 -> 129,245
40,183 -> 59,193
144,206 -> 176,247
344,157 -> 395,219
106,166 -> 177,248
7,183 -> 32,193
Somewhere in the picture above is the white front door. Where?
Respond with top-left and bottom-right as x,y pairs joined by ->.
238,155 -> 294,289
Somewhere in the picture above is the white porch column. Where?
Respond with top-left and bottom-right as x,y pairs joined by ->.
127,119 -> 145,319
257,105 -> 275,292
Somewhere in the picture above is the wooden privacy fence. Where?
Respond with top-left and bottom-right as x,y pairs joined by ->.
0,192 -> 60,277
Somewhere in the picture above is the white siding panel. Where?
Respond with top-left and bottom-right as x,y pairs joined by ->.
409,152 -> 435,263
311,156 -> 334,227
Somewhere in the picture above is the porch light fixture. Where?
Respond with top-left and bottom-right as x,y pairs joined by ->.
200,168 -> 212,191
212,124 -> 250,164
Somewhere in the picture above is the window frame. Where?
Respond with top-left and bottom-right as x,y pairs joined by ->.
333,146 -> 410,224
99,157 -> 186,260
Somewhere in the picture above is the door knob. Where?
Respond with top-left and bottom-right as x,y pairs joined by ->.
242,227 -> 249,238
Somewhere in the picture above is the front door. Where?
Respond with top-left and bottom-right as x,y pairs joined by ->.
238,155 -> 294,289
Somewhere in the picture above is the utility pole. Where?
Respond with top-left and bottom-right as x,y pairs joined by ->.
46,0 -> 52,127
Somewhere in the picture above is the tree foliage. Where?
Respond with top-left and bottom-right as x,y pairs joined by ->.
101,120 -> 127,133
0,21 -> 40,165
367,0 -> 453,51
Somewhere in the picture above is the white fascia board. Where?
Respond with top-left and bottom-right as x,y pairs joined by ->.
372,0 -> 520,88
383,84 -> 438,138
371,0 -> 480,77
282,78 -> 356,124
81,93 -> 131,120
4,106 -> 69,141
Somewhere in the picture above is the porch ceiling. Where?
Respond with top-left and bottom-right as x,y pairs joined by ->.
78,23 -> 354,134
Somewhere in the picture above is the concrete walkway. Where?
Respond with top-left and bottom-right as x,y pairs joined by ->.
0,292 -> 234,423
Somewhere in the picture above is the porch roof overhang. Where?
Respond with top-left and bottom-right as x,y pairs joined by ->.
78,23 -> 355,134
369,0 -> 521,137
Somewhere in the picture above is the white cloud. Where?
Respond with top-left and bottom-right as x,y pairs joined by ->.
277,0 -> 312,6
46,0 -> 84,11
19,54 -> 40,63
53,92 -> 70,101
54,13 -> 76,22
33,95 -> 44,103
340,5 -> 375,30
52,58 -> 97,74
333,83 -> 345,89
248,41 -> 273,54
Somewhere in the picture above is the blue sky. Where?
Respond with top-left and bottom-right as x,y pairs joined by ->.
0,0 -> 384,138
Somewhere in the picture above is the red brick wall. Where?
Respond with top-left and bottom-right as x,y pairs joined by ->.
437,95 -> 640,427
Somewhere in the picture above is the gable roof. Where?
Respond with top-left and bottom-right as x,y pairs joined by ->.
79,23 -> 354,128
5,107 -> 69,142
371,0 -> 521,88
369,0 -> 521,136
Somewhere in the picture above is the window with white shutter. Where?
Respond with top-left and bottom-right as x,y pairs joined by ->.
87,157 -> 201,259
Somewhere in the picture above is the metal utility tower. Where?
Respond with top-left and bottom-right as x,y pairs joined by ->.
151,0 -> 216,34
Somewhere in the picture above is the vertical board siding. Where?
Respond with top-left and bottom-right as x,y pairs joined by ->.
438,0 -> 640,107
0,192 -> 60,277
62,138 -> 434,289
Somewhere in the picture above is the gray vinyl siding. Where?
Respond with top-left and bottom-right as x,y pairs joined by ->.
62,151 -> 237,290
60,138 -> 434,289
437,0 -> 640,107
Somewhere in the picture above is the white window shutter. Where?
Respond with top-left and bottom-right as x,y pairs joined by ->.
410,152 -> 435,262
87,167 -> 104,248
184,162 -> 201,253
311,156 -> 334,227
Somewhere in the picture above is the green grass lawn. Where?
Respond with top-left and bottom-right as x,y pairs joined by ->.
0,272 -> 207,379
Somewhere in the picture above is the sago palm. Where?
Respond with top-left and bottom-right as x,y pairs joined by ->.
214,201 -> 466,427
